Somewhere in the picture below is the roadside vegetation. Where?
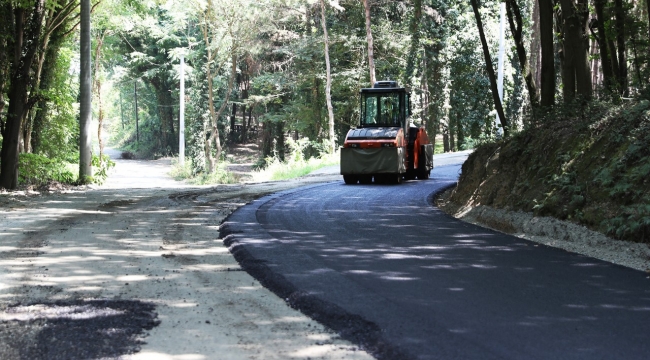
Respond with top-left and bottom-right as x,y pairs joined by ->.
1,0 -> 650,243
251,139 -> 340,182
448,98 -> 650,242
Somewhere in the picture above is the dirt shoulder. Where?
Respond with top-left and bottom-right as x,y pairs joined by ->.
0,151 -> 371,360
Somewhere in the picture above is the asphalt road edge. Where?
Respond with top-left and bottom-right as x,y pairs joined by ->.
219,183 -> 413,360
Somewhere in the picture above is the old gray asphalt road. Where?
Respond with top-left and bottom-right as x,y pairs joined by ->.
221,164 -> 650,360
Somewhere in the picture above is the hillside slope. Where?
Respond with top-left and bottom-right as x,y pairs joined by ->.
444,100 -> 650,243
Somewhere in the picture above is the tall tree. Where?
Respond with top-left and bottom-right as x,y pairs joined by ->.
362,0 -> 376,85
614,0 -> 627,96
94,29 -> 107,163
320,0 -> 335,153
470,0 -> 509,136
404,0 -> 422,87
538,0 -> 555,107
593,0 -> 616,94
0,0 -> 48,189
505,0 -> 539,109
557,0 -> 592,101
198,0 -> 238,173
79,0 -> 93,181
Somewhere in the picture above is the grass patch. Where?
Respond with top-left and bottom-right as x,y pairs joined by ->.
251,151 -> 339,182
169,158 -> 240,185
434,141 -> 445,154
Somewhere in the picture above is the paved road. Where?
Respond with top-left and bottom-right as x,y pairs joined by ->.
221,164 -> 650,360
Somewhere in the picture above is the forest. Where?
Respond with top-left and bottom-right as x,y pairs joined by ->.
0,0 -> 649,190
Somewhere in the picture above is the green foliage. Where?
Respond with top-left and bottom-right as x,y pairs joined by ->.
252,138 -> 339,182
91,154 -> 116,185
169,158 -> 193,181
18,154 -> 76,186
454,98 -> 650,243
170,160 -> 238,185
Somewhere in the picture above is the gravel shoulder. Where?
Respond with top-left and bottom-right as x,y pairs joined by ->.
0,150 -> 371,360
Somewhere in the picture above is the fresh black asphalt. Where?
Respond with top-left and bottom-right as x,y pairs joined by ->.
220,165 -> 650,360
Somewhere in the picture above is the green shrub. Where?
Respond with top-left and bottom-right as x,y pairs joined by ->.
252,138 -> 339,182
91,154 -> 115,185
18,154 -> 76,186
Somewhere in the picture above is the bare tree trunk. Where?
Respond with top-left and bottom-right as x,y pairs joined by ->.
22,111 -> 33,153
558,0 -> 592,101
530,0 -> 542,96
362,0 -> 376,86
320,0 -> 336,153
94,30 -> 106,164
205,52 -> 238,173
591,39 -> 600,91
261,122 -> 272,159
615,0 -> 628,96
230,103 -> 237,140
646,0 -> 650,61
631,30 -> 644,87
594,0 -> 615,93
442,127 -> 450,153
241,104 -> 247,143
79,0 -> 92,182
0,4 -> 9,120
538,0 -> 555,107
470,0 -> 510,136
506,0 -> 539,109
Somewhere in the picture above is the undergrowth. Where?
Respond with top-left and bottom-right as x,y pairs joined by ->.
451,99 -> 650,243
169,138 -> 339,184
170,159 -> 239,185
251,138 -> 339,182
17,153 -> 114,187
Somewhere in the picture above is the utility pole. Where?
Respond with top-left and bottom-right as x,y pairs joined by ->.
496,2 -> 506,136
134,81 -> 139,143
179,54 -> 185,166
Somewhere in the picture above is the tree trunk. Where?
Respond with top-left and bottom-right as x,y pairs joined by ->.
362,0 -> 376,86
79,0 -> 92,182
0,4 -> 10,122
0,2 -> 47,189
276,121 -> 285,161
646,0 -> 650,62
594,0 -> 615,93
241,104 -> 247,143
320,0 -> 336,153
261,122 -> 273,159
152,79 -> 176,154
590,39 -> 600,90
443,127 -> 450,153
614,0 -> 627,96
23,111 -> 33,153
470,0 -> 509,136
530,0 -> 542,97
558,0 -> 592,101
506,0 -> 539,109
230,102 -> 237,141
404,0 -> 422,86
631,31 -> 644,87
538,0 -> 555,107
205,52 -> 237,173
94,30 -> 106,164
